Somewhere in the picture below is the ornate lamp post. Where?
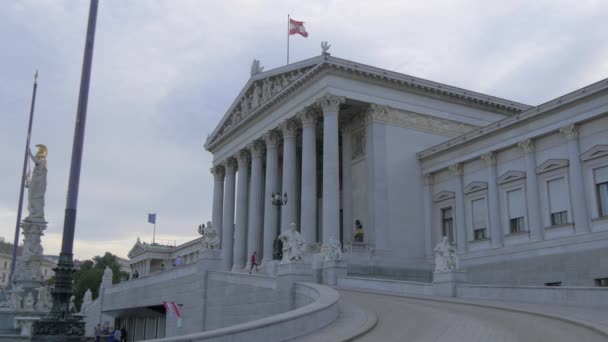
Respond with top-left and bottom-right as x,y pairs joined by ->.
271,192 -> 287,260
33,0 -> 99,340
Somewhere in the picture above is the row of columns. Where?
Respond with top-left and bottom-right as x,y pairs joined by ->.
211,94 -> 346,270
426,123 -> 590,255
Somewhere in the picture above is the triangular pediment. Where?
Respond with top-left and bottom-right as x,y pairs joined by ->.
497,170 -> 526,184
433,191 -> 455,202
127,239 -> 145,259
581,145 -> 608,161
536,159 -> 569,174
464,181 -> 488,194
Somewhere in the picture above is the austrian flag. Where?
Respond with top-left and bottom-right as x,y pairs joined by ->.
289,18 -> 308,37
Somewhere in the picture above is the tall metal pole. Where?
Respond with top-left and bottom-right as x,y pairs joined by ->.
10,70 -> 39,280
34,1 -> 98,337
287,14 -> 290,65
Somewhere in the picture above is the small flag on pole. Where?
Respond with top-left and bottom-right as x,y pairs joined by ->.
148,213 -> 156,224
289,18 -> 308,37
163,301 -> 182,327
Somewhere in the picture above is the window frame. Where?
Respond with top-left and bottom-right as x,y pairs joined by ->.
465,190 -> 490,242
538,167 -> 572,228
499,177 -> 528,236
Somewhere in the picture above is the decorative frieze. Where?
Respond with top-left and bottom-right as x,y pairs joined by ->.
366,104 -> 476,138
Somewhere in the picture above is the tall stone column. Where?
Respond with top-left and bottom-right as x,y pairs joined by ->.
560,124 -> 590,233
280,119 -> 298,232
423,173 -> 434,260
449,163 -> 467,254
341,126 -> 354,246
320,94 -> 345,244
211,165 -> 225,240
246,141 -> 265,269
233,149 -> 250,271
262,132 -> 280,265
517,139 -> 543,241
221,158 -> 237,270
299,109 -> 318,246
481,152 -> 503,248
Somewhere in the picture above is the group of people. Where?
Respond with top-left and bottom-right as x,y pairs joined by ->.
94,323 -> 126,342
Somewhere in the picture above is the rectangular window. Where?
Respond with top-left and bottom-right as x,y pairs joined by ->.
471,198 -> 488,240
507,189 -> 525,233
551,211 -> 568,226
595,166 -> 608,217
441,207 -> 454,243
547,177 -> 569,225
596,278 -> 608,287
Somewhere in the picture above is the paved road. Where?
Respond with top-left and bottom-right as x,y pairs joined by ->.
340,291 -> 607,342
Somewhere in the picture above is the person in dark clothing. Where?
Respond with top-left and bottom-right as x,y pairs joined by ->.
121,326 -> 127,342
249,251 -> 259,274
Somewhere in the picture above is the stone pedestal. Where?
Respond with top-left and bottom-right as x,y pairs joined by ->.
432,271 -> 467,297
15,316 -> 40,336
321,259 -> 347,286
199,249 -> 222,267
262,260 -> 280,277
277,262 -> 313,290
13,219 -> 47,288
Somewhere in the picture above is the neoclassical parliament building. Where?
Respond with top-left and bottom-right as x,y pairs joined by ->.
186,51 -> 608,287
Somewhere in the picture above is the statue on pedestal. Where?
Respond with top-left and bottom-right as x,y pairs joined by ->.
434,237 -> 458,273
25,144 -> 48,221
23,292 -> 35,311
250,59 -> 264,76
278,223 -> 305,263
68,295 -> 76,313
200,221 -> 220,250
80,289 -> 92,314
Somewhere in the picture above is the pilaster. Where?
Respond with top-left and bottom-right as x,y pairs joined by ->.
517,139 -> 543,241
481,152 -> 503,247
449,163 -> 467,253
560,124 -> 590,233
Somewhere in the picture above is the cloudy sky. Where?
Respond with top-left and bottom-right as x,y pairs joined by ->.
1,0 -> 607,260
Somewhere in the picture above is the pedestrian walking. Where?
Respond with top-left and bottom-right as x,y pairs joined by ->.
249,251 -> 259,274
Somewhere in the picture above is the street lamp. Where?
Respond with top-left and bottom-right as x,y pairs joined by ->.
271,192 -> 287,260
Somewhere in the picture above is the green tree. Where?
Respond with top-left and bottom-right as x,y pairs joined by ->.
72,252 -> 129,311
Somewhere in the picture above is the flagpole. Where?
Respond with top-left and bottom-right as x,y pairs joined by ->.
287,14 -> 290,65
10,70 -> 39,280
153,213 -> 156,244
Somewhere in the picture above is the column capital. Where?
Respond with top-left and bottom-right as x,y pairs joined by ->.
560,124 -> 579,140
317,94 -> 345,113
448,163 -> 463,176
280,119 -> 299,139
236,149 -> 250,165
517,138 -> 535,153
480,152 -> 497,166
248,140 -> 265,158
424,173 -> 434,185
263,131 -> 281,148
210,165 -> 225,179
298,108 -> 318,128
223,157 -> 237,174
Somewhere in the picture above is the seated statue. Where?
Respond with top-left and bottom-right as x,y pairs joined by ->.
277,223 -> 305,263
434,237 -> 458,273
322,237 -> 343,261
201,221 -> 220,250
353,220 -> 364,243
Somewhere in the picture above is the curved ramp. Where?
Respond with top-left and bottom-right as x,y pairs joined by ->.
340,290 -> 607,342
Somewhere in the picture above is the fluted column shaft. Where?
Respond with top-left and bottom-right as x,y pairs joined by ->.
518,139 -> 543,241
300,110 -> 318,245
262,132 -> 280,264
246,141 -> 265,268
320,95 -> 345,243
423,174 -> 433,259
481,152 -> 503,247
221,159 -> 237,270
450,164 -> 467,253
280,120 -> 298,232
211,165 -> 225,240
233,150 -> 250,270
561,124 -> 590,233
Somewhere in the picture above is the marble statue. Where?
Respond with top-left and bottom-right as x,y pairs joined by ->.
81,289 -> 92,314
26,144 -> 48,220
201,221 -> 220,250
251,83 -> 261,109
262,79 -> 271,102
241,96 -> 251,115
322,237 -> 343,261
102,266 -> 113,287
321,41 -> 331,55
250,59 -> 264,76
36,286 -> 51,311
23,292 -> 35,311
68,295 -> 76,313
277,223 -> 305,263
11,290 -> 22,310
434,237 -> 458,273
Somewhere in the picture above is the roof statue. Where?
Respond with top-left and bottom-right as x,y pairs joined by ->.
321,41 -> 331,55
250,59 -> 264,76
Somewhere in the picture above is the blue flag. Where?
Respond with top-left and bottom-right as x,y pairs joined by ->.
148,213 -> 156,224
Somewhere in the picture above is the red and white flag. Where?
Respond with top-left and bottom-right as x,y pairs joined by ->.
289,18 -> 308,37
163,301 -> 183,327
